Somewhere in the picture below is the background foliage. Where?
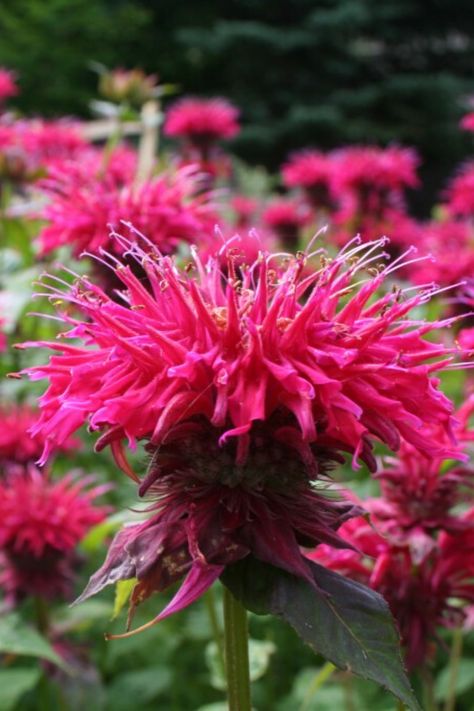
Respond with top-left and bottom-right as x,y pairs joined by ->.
1,0 -> 474,207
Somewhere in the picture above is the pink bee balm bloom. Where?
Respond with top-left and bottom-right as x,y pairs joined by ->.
371,443 -> 474,562
281,150 -> 336,209
38,160 -> 216,258
406,220 -> 474,287
445,162 -> 474,218
20,235 -> 463,630
262,197 -> 312,249
164,97 -> 240,145
460,112 -> 474,132
0,68 -> 18,103
333,145 -> 420,195
0,404 -> 77,475
310,512 -> 474,670
230,195 -> 259,229
0,470 -> 109,601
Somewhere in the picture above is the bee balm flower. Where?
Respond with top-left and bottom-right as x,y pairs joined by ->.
21,235 -> 462,631
0,470 -> 109,602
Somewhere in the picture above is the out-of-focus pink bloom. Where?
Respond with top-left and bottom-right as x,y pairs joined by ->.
282,150 -> 336,210
332,210 -> 420,252
230,195 -> 259,229
445,163 -> 474,218
20,236 -> 464,630
460,113 -> 474,132
38,159 -> 216,258
372,443 -> 473,560
0,118 -> 89,181
333,145 -> 420,196
0,470 -> 109,601
310,511 -> 474,670
262,197 -> 313,248
328,146 -> 420,251
0,404 -> 77,475
0,68 -> 18,103
164,97 -> 240,145
405,220 -> 474,288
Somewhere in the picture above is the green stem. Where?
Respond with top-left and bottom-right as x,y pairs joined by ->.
34,596 -> 49,636
396,701 -> 407,711
223,585 -> 252,711
299,661 -> 335,711
206,587 -> 226,676
444,628 -> 463,711
421,667 -> 438,711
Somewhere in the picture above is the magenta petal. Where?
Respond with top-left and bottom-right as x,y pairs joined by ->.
153,562 -> 224,623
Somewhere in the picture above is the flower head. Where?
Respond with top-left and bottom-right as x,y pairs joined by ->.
0,68 -> 18,103
99,68 -> 159,106
230,195 -> 259,229
21,235 -> 463,629
333,145 -> 420,196
460,112 -> 474,132
0,404 -> 77,476
38,159 -> 216,258
0,470 -> 109,601
371,443 -> 474,561
281,150 -> 336,209
262,198 -> 312,248
0,118 -> 88,181
164,97 -> 240,146
445,162 -> 474,218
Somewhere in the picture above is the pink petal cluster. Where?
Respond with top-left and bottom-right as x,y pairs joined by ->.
0,404 -> 77,475
460,112 -> 474,132
333,145 -> 420,195
262,198 -> 312,248
445,162 -> 474,217
164,97 -> 240,143
230,195 -> 259,229
23,236 -> 460,474
0,68 -> 18,103
0,470 -> 109,601
0,117 -> 88,180
38,159 -> 216,258
281,150 -> 336,209
405,220 -> 474,288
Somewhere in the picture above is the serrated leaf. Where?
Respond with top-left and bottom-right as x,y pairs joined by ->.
221,557 -> 420,711
112,578 -> 137,620
0,668 -> 41,711
0,614 -> 65,667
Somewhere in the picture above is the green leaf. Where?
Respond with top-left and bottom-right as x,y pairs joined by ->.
221,557 -> 420,711
106,667 -> 171,710
434,658 -> 474,701
112,578 -> 137,620
206,637 -> 276,690
0,613 -> 65,667
0,668 -> 41,711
